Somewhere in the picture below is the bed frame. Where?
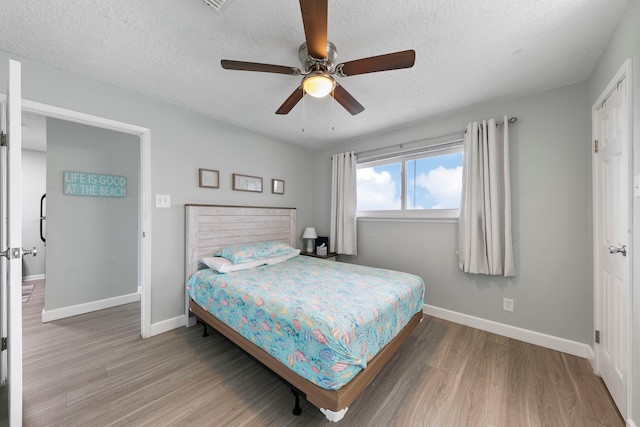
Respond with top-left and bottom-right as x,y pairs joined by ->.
184,204 -> 423,422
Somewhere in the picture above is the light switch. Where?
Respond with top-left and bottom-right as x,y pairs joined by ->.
155,194 -> 171,208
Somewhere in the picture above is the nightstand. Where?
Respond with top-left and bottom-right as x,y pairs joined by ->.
299,251 -> 337,261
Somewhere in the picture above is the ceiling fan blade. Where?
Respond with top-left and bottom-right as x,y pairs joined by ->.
276,87 -> 305,115
331,84 -> 365,115
221,60 -> 301,75
337,50 -> 416,76
299,0 -> 327,59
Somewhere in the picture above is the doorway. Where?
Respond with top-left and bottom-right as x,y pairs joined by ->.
21,112 -> 144,325
2,64 -> 151,423
22,100 -> 151,338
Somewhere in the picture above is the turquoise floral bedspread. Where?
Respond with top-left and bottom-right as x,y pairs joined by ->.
187,256 -> 424,390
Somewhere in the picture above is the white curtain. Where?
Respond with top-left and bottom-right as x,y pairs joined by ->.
330,151 -> 357,255
458,116 -> 516,277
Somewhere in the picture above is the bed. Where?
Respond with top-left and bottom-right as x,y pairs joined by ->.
184,204 -> 424,422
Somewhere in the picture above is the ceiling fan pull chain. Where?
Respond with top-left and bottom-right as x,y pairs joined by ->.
302,93 -> 306,132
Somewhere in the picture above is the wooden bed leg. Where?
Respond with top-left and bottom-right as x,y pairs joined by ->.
291,389 -> 302,416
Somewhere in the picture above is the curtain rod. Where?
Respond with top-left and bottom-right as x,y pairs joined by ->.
354,116 -> 518,160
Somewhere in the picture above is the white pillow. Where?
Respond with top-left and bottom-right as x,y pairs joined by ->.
201,257 -> 266,273
265,249 -> 301,265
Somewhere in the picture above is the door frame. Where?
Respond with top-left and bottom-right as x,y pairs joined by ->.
1,58 -> 24,427
591,57 -> 633,421
21,99 -> 152,338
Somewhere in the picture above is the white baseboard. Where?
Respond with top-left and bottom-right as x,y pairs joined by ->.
41,292 -> 140,323
23,274 -> 45,282
150,315 -> 185,337
423,304 -> 594,360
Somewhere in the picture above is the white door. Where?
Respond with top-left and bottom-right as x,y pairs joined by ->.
593,61 -> 631,418
0,105 -> 6,387
0,59 -> 24,426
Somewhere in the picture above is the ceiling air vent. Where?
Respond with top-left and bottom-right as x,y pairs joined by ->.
202,0 -> 232,13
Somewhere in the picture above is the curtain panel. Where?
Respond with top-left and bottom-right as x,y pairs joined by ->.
330,151 -> 357,255
458,116 -> 516,277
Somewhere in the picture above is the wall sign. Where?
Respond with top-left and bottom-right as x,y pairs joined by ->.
63,171 -> 127,198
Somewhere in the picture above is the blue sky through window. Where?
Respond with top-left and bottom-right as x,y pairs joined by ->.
357,152 -> 463,210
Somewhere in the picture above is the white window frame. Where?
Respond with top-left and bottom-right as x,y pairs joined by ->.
356,142 -> 463,221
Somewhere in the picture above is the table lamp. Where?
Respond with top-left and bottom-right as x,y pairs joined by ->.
302,227 -> 318,253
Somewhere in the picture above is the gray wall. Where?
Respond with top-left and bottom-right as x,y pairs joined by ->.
21,149 -> 46,278
313,82 -> 592,344
0,49 -> 314,323
587,0 -> 640,423
44,118 -> 139,310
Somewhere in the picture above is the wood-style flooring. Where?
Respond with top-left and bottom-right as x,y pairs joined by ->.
19,280 -> 623,426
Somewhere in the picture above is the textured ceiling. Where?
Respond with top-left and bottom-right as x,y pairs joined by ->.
0,0 -> 630,149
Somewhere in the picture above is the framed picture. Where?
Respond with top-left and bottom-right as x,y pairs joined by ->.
232,173 -> 263,193
272,179 -> 285,195
199,168 -> 220,188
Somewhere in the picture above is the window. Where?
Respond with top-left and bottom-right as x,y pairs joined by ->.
356,144 -> 463,219
356,162 -> 401,210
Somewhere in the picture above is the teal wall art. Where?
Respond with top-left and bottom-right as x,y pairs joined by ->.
63,171 -> 126,197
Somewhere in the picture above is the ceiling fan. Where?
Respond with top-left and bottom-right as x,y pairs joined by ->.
220,0 -> 416,116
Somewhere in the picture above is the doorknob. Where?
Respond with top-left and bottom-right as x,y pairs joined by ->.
608,245 -> 627,256
0,247 -> 37,259
0,248 -> 21,260
22,247 -> 37,257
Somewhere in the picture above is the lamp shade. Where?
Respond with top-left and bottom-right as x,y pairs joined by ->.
302,227 -> 318,239
302,72 -> 335,98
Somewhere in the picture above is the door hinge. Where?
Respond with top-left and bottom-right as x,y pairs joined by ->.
593,139 -> 599,153
0,131 -> 5,147
595,330 -> 600,344
1,337 -> 7,351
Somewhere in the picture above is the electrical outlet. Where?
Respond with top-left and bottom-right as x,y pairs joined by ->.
503,298 -> 514,312
155,194 -> 171,208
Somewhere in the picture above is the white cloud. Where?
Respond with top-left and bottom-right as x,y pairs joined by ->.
415,166 -> 462,209
357,168 -> 400,210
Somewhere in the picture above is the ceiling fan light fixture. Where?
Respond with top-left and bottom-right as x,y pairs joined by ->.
302,72 -> 335,98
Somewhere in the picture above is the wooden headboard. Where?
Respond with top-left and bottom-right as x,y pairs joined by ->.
185,203 -> 297,283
